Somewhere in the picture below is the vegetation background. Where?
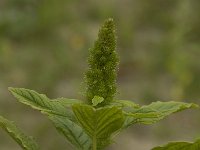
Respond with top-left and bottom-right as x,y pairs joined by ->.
0,0 -> 200,149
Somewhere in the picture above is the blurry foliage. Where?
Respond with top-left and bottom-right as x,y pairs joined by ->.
0,0 -> 200,149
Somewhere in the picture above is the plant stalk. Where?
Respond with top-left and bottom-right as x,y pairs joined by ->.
92,135 -> 97,150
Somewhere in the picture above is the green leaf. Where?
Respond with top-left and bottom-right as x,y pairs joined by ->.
152,139 -> 200,150
52,98 -> 83,107
9,87 -> 91,149
123,101 -> 198,128
92,96 -> 104,106
0,115 -> 39,150
8,87 -> 74,119
48,114 -> 91,150
110,100 -> 139,108
72,104 -> 124,149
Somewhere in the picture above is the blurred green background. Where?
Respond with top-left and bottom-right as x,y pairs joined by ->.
0,0 -> 200,149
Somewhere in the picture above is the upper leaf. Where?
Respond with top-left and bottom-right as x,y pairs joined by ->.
72,104 -> 124,149
123,101 -> 198,128
152,139 -> 200,150
8,87 -> 74,119
0,115 -> 39,150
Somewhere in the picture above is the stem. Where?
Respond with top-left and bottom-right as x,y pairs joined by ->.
92,135 -> 97,150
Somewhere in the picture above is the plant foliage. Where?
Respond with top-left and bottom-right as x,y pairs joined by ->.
0,115 -> 39,150
123,101 -> 198,128
72,104 -> 124,149
85,18 -> 119,106
0,18 -> 199,150
152,139 -> 200,150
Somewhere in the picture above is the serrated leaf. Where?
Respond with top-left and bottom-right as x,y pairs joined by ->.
9,87 -> 91,149
123,101 -> 198,128
9,88 -> 90,150
152,139 -> 200,150
0,115 -> 39,150
8,87 -> 74,119
92,96 -> 104,106
72,104 -> 124,149
48,114 -> 91,150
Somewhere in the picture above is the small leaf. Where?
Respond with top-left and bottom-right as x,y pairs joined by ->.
0,115 -> 39,150
152,139 -> 200,150
72,104 -> 124,149
48,114 -> 91,150
92,96 -> 104,106
123,101 -> 198,128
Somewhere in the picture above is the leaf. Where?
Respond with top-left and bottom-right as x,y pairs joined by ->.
72,104 -> 124,149
9,87 -> 92,149
72,104 -> 124,138
92,96 -> 104,106
8,87 -> 74,119
123,101 -> 198,128
110,100 -> 139,108
152,139 -> 200,150
0,115 -> 39,150
52,98 -> 83,107
48,114 -> 91,150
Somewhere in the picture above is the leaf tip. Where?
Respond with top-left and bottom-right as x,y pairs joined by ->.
192,103 -> 199,108
8,87 -> 14,91
8,87 -> 16,94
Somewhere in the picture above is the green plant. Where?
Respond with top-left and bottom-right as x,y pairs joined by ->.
0,18 -> 199,150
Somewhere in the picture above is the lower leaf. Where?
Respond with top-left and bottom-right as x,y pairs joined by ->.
48,114 -> 92,150
0,115 -> 39,150
152,139 -> 200,150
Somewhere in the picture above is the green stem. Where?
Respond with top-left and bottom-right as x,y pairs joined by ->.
92,135 -> 97,150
